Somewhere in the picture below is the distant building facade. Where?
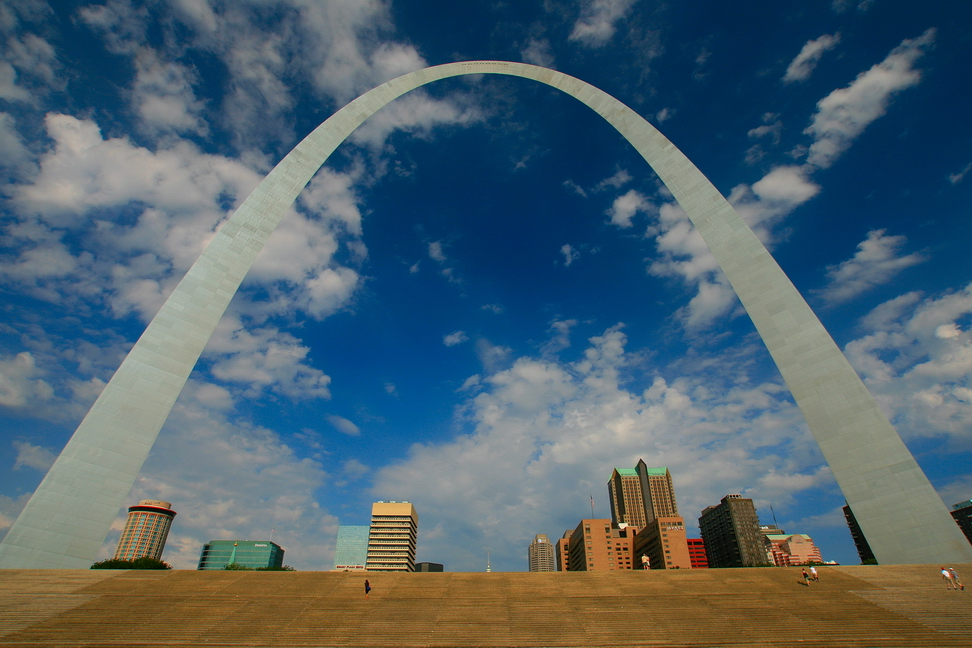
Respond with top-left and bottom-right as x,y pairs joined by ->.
686,538 -> 708,569
763,532 -> 823,566
114,499 -> 176,562
528,534 -> 556,572
333,525 -> 369,571
637,461 -> 679,521
842,504 -> 877,564
566,519 -> 637,571
608,468 -> 647,527
415,562 -> 444,572
699,495 -> 768,568
556,530 -> 571,571
633,516 -> 692,569
197,540 -> 284,570
951,500 -> 972,546
367,501 -> 419,572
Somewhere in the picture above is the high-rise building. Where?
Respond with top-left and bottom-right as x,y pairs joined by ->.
333,525 -> 369,571
636,461 -> 678,521
113,499 -> 176,562
842,504 -> 876,564
951,500 -> 972,546
528,534 -> 556,572
608,468 -> 647,527
633,516 -> 692,569
698,495 -> 768,568
556,530 -> 571,571
197,540 -> 284,570
367,501 -> 419,572
686,538 -> 708,568
566,519 -> 637,571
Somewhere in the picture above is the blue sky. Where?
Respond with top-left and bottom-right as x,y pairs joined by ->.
1,0 -> 971,571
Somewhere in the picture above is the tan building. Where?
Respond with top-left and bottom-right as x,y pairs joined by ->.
555,530 -> 571,571
764,533 -> 823,566
633,516 -> 692,570
608,468 -> 647,527
366,501 -> 418,572
528,534 -> 556,572
637,461 -> 678,520
566,519 -> 638,571
114,499 -> 176,562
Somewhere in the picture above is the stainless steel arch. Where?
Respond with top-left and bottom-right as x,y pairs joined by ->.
3,61 -> 968,568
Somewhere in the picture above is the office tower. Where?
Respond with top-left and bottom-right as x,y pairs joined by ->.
633,517 -> 693,569
566,519 -> 637,571
333,525 -> 369,571
842,504 -> 877,564
415,562 -> 443,572
763,532 -> 823,566
636,460 -> 678,521
556,530 -> 571,571
698,495 -> 768,568
113,500 -> 176,562
197,540 -> 284,570
951,500 -> 972,546
367,501 -> 419,572
686,538 -> 708,568
528,534 -> 556,572
608,468 -> 647,527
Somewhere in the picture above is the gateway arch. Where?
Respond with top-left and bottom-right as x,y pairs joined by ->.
2,61 -> 969,569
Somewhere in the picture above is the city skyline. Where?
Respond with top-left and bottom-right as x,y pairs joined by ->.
2,0 -> 971,571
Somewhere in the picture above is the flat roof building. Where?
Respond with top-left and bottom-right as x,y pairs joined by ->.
951,500 -> 972,547
566,519 -> 637,571
367,501 -> 418,572
333,525 -> 369,571
699,495 -> 768,568
415,562 -> 443,572
555,530 -> 571,571
197,540 -> 284,570
687,538 -> 708,569
633,516 -> 692,570
114,499 -> 176,562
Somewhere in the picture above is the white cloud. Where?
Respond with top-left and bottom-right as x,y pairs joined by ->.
814,229 -> 926,305
845,283 -> 972,445
0,351 -> 53,407
948,162 -> 971,185
428,241 -> 447,263
130,47 -> 208,138
348,91 -> 484,151
327,414 -> 361,437
560,244 -> 580,267
747,113 -> 782,145
520,38 -> 555,68
607,189 -> 652,228
569,0 -> 637,47
444,331 -> 469,347
805,29 -> 935,169
783,33 -> 840,83
204,316 -> 332,400
12,440 -> 55,471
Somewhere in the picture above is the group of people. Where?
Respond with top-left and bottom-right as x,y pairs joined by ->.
801,566 -> 819,585
941,567 -> 963,590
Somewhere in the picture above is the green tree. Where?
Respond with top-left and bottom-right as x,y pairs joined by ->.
91,556 -> 171,569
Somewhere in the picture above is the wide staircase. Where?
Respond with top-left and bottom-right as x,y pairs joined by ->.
1,565 -> 969,647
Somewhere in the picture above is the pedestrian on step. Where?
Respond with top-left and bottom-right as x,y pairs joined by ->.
801,569 -> 811,586
948,568 -> 963,590
941,567 -> 957,590
809,566 -> 819,582
365,579 -> 371,599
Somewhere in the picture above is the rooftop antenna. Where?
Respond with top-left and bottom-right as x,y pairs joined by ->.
486,550 -> 491,573
589,493 -> 595,518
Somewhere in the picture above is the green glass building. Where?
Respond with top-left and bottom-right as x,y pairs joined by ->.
197,540 -> 284,570
333,525 -> 369,571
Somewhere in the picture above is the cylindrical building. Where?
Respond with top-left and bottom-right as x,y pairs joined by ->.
114,499 -> 176,561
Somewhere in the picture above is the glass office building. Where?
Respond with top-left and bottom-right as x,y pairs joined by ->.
197,540 -> 284,570
333,525 -> 369,570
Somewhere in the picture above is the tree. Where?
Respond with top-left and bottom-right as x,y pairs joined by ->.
91,556 -> 171,569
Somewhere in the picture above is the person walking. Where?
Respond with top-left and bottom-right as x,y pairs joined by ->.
809,566 -> 819,582
801,569 -> 812,586
942,567 -> 957,590
365,579 -> 371,599
948,568 -> 964,590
